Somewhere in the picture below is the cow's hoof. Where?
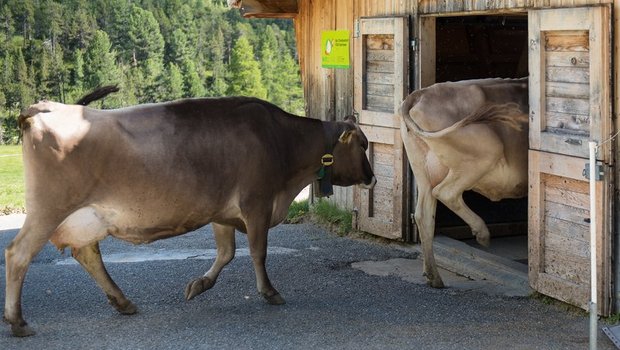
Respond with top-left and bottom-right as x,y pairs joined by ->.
117,301 -> 138,315
427,279 -> 445,289
263,292 -> 286,305
185,277 -> 215,300
476,235 -> 491,248
11,323 -> 36,337
108,295 -> 138,315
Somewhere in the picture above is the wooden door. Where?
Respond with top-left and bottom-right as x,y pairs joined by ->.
353,17 -> 409,240
528,6 -> 612,315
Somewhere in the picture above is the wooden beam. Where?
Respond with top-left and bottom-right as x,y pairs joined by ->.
229,0 -> 298,18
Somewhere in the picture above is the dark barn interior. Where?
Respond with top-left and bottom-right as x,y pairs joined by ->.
432,15 -> 529,263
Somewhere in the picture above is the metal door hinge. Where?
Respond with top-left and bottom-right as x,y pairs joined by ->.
354,19 -> 360,38
410,213 -> 415,225
583,161 -> 604,181
411,38 -> 418,51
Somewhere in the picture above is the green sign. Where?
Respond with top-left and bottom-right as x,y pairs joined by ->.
321,30 -> 350,69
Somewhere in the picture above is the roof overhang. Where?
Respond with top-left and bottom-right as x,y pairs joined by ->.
228,0 -> 298,18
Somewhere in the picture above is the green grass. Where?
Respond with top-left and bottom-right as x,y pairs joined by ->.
0,145 -> 25,214
310,199 -> 352,236
286,199 -> 353,236
286,199 -> 309,223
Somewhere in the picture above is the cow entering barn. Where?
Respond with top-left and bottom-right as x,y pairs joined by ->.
3,92 -> 376,337
400,77 -> 529,287
413,15 -> 530,269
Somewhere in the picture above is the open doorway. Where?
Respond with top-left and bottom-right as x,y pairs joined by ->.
432,14 -> 529,265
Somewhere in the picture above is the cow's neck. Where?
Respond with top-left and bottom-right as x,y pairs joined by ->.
278,117 -> 334,197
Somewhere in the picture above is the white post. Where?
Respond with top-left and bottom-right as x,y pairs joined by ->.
589,141 -> 597,350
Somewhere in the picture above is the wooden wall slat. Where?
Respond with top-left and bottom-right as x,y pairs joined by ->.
545,81 -> 589,99
367,72 -> 395,84
545,67 -> 589,84
366,35 -> 395,50
367,83 -> 394,97
544,216 -> 589,241
544,201 -> 590,226
545,96 -> 589,116
367,49 -> 395,62
544,185 -> 589,210
546,51 -> 589,68
543,249 -> 589,285
545,112 -> 589,134
544,30 -> 589,52
366,60 -> 395,73
544,231 -> 589,259
366,95 -> 394,111
418,0 -> 611,14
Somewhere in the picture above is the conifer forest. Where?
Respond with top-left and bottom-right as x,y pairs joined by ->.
0,0 -> 304,144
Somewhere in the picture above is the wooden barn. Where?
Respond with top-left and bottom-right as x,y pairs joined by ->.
230,0 -> 619,316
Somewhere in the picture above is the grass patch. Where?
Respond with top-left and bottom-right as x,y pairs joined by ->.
530,292 -> 587,316
0,145 -> 25,214
606,313 -> 620,325
286,199 -> 309,223
310,199 -> 352,236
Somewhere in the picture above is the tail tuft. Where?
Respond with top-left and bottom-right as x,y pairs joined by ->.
75,85 -> 119,106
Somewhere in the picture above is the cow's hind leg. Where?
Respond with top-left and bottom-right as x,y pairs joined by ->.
415,184 -> 444,288
71,243 -> 137,315
4,216 -> 59,337
185,223 -> 236,300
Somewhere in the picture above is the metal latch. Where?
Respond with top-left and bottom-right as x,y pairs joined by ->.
583,161 -> 604,181
411,38 -> 418,51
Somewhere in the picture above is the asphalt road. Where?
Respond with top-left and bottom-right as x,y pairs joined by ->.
0,220 -> 616,349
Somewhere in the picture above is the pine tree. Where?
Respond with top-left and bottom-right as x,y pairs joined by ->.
13,47 -> 34,108
126,5 -> 165,68
165,62 -> 184,101
182,58 -> 205,97
227,35 -> 266,99
206,28 -> 228,97
278,50 -> 304,115
84,30 -> 120,106
167,28 -> 191,65
68,48 -> 85,102
259,26 -> 279,105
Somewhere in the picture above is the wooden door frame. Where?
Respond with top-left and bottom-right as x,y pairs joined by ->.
353,16 -> 409,240
527,5 -> 613,315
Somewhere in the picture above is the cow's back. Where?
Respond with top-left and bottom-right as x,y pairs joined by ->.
23,97 -> 317,244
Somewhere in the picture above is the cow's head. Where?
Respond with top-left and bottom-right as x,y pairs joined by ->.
328,116 -> 376,189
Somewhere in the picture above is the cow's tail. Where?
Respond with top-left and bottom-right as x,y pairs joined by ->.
75,85 -> 119,106
402,102 -> 527,139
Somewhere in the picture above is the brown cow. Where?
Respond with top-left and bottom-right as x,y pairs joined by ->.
399,78 -> 528,288
4,91 -> 376,336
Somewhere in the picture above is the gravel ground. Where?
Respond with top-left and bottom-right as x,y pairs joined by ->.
0,216 -> 616,349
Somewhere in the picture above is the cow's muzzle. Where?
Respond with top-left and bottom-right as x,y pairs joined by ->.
359,176 -> 377,190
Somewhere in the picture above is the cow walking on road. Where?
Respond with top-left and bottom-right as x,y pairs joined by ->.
4,90 -> 376,337
399,78 -> 528,289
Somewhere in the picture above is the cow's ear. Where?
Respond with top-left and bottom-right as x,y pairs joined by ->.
338,130 -> 354,144
344,115 -> 357,124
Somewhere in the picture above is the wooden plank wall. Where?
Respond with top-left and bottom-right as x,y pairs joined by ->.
295,0 -> 415,209
544,30 -> 590,135
294,0 -> 612,210
418,0 -> 612,14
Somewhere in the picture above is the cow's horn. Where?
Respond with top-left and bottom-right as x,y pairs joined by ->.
338,130 -> 354,144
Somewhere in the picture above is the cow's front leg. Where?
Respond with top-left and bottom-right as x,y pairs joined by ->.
72,242 -> 137,315
246,219 -> 285,305
185,223 -> 236,300
432,171 -> 491,247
